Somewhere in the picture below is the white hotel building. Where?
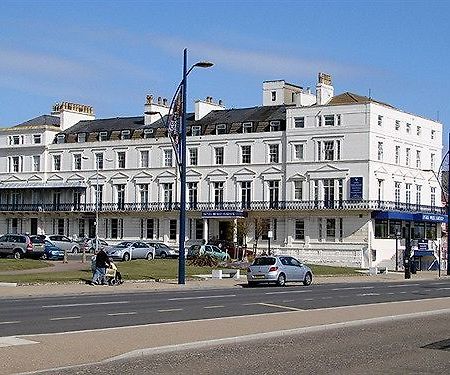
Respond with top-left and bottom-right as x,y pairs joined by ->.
0,73 -> 445,269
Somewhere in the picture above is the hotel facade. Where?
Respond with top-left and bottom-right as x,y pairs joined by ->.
0,73 -> 445,269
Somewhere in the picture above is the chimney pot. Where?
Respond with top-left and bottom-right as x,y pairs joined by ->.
157,96 -> 162,104
218,99 -> 223,106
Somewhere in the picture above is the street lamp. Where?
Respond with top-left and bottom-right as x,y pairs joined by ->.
146,49 -> 213,284
395,229 -> 401,272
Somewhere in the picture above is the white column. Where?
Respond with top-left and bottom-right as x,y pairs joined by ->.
203,218 -> 209,242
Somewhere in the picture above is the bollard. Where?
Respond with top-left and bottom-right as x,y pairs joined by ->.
63,249 -> 68,263
81,248 -> 86,264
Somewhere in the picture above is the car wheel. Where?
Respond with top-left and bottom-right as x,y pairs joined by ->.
123,253 -> 130,261
276,273 -> 286,287
13,250 -> 22,260
41,253 -> 48,260
160,252 -> 167,259
72,247 -> 79,254
303,272 -> 312,286
146,252 -> 154,260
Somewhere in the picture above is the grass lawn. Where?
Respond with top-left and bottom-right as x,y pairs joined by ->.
0,259 -> 361,284
0,259 -> 52,272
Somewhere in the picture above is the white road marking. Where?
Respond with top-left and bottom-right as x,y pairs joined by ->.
387,292 -> 395,295
430,282 -> 448,285
0,337 -> 38,348
108,312 -> 137,316
304,298 -> 315,301
50,316 -> 81,321
388,284 -> 420,288
43,301 -> 129,308
282,299 -> 296,303
168,294 -> 236,301
157,308 -> 183,312
265,290 -> 311,295
357,293 -> 380,296
204,305 -> 225,309
321,296 -> 332,300
258,303 -> 303,311
0,321 -> 20,325
400,291 -> 408,294
437,287 -> 450,290
331,286 -> 374,291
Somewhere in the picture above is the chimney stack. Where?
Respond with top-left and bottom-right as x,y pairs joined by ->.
316,72 -> 334,105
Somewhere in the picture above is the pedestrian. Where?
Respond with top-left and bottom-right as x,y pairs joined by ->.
92,248 -> 110,285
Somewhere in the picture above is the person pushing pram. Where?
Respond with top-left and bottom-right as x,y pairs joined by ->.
105,260 -> 123,286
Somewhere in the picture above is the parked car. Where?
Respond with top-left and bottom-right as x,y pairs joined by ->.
147,242 -> 178,258
187,244 -> 230,262
35,235 -> 80,254
81,238 -> 109,253
41,240 -> 65,260
106,241 -> 155,261
207,239 -> 237,258
0,233 -> 45,259
247,255 -> 313,287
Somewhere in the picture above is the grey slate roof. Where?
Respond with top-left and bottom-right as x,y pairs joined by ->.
13,115 -> 60,128
63,116 -> 145,134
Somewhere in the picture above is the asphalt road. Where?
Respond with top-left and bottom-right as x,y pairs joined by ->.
1,279 -> 449,337
39,313 -> 450,375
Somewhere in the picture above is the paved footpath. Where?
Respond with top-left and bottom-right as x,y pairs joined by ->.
0,271 -> 449,375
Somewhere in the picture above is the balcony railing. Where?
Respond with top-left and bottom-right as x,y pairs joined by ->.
0,200 -> 445,214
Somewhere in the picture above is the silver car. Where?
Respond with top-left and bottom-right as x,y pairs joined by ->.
247,255 -> 313,287
38,235 -> 80,254
106,241 -> 155,261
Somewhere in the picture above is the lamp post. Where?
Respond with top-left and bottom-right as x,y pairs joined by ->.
395,229 -> 401,272
146,49 -> 213,284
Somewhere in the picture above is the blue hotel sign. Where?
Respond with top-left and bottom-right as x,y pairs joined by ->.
202,210 -> 247,219
419,213 -> 446,223
349,177 -> 363,200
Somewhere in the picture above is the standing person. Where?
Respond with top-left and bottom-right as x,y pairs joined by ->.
92,248 -> 110,285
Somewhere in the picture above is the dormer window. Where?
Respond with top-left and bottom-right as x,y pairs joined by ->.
216,124 -> 226,135
121,130 -> 131,140
77,133 -> 86,143
33,134 -> 41,144
56,134 -> 65,144
271,91 -> 276,101
324,115 -> 335,126
270,121 -> 280,132
99,131 -> 108,141
9,135 -> 22,145
242,122 -> 253,133
143,129 -> 153,139
191,125 -> 201,136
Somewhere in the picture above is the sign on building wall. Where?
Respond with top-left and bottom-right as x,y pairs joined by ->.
202,210 -> 247,219
349,177 -> 363,200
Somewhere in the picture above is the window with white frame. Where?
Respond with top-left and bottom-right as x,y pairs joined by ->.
9,135 -> 22,145
32,155 -> 40,172
416,150 -> 421,168
431,153 -> 435,170
77,133 -> 86,143
216,124 -> 226,135
121,130 -> 131,140
57,134 -> 65,144
241,181 -> 251,208
139,184 -> 149,204
99,131 -> 108,141
189,148 -> 198,166
270,121 -> 280,131
294,220 -> 305,240
395,120 -> 400,131
324,141 -> 334,160
336,114 -> 341,126
269,144 -> 279,163
268,180 -> 280,208
73,154 -> 82,170
294,181 -> 303,200
95,153 -> 104,169
188,182 -> 198,206
294,144 -> 304,160
53,154 -> 61,171
406,123 -> 411,134
9,156 -> 22,172
143,129 -> 153,139
241,145 -> 251,164
417,126 -> 421,136
416,185 -> 422,205
326,218 -> 336,240
317,140 -> 340,161
317,115 -> 322,127
378,115 -> 383,126
406,148 -> 411,166
214,147 -> 224,165
406,183 -> 411,204
191,126 -> 201,136
377,179 -> 383,201
395,182 -> 401,203
140,150 -> 149,168
395,146 -> 400,164
294,117 -> 305,128
116,184 -> 125,209
242,122 -> 253,133
214,182 -> 224,207
324,115 -> 335,126
117,152 -> 126,169
33,134 -> 41,144
431,187 -> 436,207
163,183 -> 173,204
431,130 -> 435,139
164,149 -> 173,167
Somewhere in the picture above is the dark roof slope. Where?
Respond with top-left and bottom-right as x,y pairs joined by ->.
13,115 -> 60,128
62,116 -> 145,134
326,92 -> 395,109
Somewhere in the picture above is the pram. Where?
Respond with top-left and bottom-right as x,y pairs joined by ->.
105,262 -> 123,286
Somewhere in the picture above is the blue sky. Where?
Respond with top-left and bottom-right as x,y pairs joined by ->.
0,0 -> 449,147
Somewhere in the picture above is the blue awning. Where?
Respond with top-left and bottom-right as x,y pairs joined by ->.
372,211 -> 447,223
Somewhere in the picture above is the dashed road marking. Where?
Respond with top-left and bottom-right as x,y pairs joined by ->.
204,305 -> 225,309
331,286 -> 374,291
388,284 -> 420,288
157,308 -> 183,312
168,294 -> 236,301
108,312 -> 137,316
0,321 -> 20,325
357,293 -> 380,297
265,290 -> 311,295
43,301 -> 129,308
50,316 -> 81,321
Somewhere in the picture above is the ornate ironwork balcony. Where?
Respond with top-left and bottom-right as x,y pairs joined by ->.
0,200 -> 445,214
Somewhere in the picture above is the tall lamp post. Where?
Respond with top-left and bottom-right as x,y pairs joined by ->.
147,49 -> 213,284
